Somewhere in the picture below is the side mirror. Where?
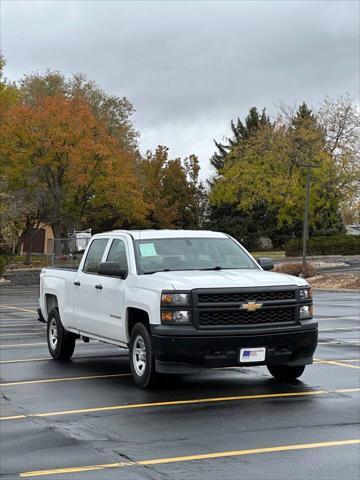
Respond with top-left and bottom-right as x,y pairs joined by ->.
257,257 -> 274,271
98,262 -> 128,279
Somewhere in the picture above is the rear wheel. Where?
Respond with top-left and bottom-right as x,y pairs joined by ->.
47,308 -> 76,360
267,364 -> 305,381
129,323 -> 156,388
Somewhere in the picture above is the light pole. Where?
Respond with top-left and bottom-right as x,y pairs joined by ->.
302,163 -> 311,268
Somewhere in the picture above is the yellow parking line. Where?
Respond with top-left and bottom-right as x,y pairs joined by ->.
1,415 -> 27,421
0,318 -> 37,322
0,343 -> 47,348
19,439 -> 360,477
319,360 -> 360,369
0,305 -> 37,314
0,326 -> 42,329
2,387 -> 359,423
335,388 -> 360,393
319,327 -> 360,331
1,356 -> 359,365
0,353 -> 120,364
314,358 -> 360,363
0,333 -> 44,337
0,389 -> 330,421
0,373 -> 131,387
0,357 -> 50,364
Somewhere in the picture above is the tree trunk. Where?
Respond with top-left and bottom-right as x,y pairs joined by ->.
14,235 -> 23,255
23,230 -> 33,265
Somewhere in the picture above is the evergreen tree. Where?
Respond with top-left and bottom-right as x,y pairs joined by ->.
208,107 -> 272,249
210,107 -> 270,174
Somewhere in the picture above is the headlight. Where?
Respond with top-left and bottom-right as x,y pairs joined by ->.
299,287 -> 312,300
161,310 -> 192,325
161,292 -> 191,305
300,305 -> 313,318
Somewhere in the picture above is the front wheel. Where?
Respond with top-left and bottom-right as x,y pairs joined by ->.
267,364 -> 305,381
47,308 -> 76,360
129,323 -> 157,388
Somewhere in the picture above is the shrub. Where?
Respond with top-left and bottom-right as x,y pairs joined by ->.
285,236 -> 360,257
274,262 -> 317,278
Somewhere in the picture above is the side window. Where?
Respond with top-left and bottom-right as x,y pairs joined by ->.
106,239 -> 128,271
83,239 -> 109,274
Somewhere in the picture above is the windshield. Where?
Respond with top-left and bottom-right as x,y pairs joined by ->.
134,237 -> 258,274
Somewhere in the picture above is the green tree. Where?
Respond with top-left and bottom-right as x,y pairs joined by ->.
211,103 -> 345,243
210,107 -> 270,175
208,107 -> 273,248
0,55 -> 19,120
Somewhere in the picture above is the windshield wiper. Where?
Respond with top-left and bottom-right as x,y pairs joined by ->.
143,269 -> 172,275
143,266 -> 235,274
198,266 -> 223,271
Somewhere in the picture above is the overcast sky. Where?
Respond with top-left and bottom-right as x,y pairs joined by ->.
1,0 -> 359,178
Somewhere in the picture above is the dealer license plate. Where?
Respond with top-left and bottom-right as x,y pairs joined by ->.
240,347 -> 266,363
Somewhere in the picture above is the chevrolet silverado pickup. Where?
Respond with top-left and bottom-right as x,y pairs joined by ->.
39,230 -> 317,388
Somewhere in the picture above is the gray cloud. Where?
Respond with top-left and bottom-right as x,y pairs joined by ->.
1,0 -> 359,177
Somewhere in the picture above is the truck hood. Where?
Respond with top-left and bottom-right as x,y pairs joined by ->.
151,269 -> 308,290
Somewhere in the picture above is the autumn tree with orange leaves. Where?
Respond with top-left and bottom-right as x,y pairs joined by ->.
1,94 -> 145,261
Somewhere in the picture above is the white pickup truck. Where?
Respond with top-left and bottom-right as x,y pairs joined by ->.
40,229 -> 317,388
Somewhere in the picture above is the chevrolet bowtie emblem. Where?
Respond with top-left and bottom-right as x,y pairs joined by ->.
240,300 -> 263,312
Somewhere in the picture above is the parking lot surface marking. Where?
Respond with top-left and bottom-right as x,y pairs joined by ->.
0,357 -> 51,364
0,332 -> 45,337
1,362 -> 359,387
2,387 -> 359,422
314,358 -> 360,363
0,342 -> 48,348
318,360 -> 360,369
19,439 -> 360,477
0,372 -> 131,387
319,327 -> 360,332
1,355 -> 358,365
0,323 -> 40,327
0,304 -> 37,314
1,287 -> 359,480
0,318 -> 37,322
335,388 -> 360,393
0,353 -> 122,364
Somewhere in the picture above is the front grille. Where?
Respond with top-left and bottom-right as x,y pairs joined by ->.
198,290 -> 295,304
198,308 -> 295,327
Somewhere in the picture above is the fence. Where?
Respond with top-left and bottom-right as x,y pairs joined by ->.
46,235 -> 92,267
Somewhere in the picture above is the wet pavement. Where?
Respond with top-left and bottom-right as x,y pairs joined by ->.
0,286 -> 359,479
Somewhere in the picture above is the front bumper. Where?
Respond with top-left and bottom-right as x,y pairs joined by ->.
151,323 -> 318,374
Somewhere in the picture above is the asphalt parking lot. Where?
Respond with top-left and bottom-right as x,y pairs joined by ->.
0,286 -> 359,480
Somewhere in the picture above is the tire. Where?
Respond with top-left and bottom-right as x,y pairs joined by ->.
267,364 -> 305,381
129,323 -> 157,388
47,308 -> 76,360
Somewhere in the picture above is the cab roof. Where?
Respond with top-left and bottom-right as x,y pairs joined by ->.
97,229 -> 228,240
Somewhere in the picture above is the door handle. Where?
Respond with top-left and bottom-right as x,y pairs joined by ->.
74,281 -> 81,286
95,284 -> 103,290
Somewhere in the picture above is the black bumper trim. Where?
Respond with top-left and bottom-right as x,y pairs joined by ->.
151,327 -> 318,373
